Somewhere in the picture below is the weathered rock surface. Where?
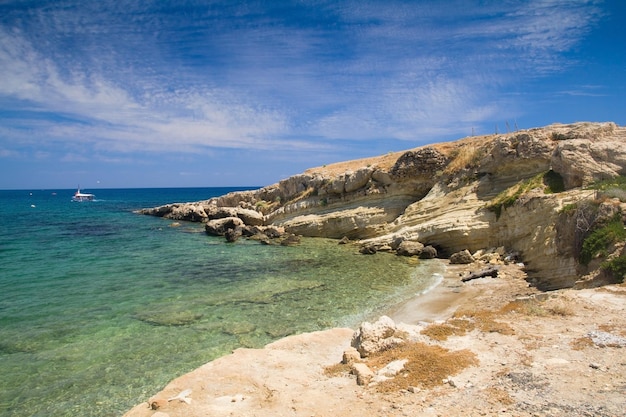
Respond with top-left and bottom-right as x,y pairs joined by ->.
138,122 -> 626,290
351,316 -> 403,358
450,249 -> 475,264
396,240 -> 424,257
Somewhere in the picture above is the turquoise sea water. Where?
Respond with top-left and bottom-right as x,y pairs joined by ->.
0,187 -> 443,417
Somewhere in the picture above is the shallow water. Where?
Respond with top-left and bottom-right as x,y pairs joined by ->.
0,188 -> 442,417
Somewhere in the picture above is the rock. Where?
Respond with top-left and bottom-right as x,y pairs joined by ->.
280,234 -> 301,246
372,359 -> 408,383
252,234 -> 272,245
444,377 -> 457,387
420,245 -> 438,259
342,347 -> 361,365
263,226 -> 285,238
371,168 -> 393,185
390,236 -> 405,250
205,217 -> 244,236
224,227 -> 242,242
587,330 -> 626,347
396,240 -> 424,257
345,167 -> 373,193
338,236 -> 351,245
389,147 -> 449,181
351,363 -> 374,386
450,250 -> 475,264
359,244 -> 377,255
149,397 -> 168,410
234,208 -> 265,226
351,316 -> 404,357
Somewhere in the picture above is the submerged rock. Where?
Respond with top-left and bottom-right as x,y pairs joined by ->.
135,309 -> 204,327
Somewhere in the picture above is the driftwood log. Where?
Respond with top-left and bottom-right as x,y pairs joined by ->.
461,266 -> 500,282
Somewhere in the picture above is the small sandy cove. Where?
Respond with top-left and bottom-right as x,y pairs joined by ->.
124,263 -> 625,417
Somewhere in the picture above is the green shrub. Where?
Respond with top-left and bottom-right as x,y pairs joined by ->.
601,255 -> 626,282
579,216 -> 626,265
587,175 -> 626,201
560,203 -> 578,214
488,172 -> 545,219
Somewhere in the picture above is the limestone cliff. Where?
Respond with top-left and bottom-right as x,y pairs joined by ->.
138,122 -> 626,290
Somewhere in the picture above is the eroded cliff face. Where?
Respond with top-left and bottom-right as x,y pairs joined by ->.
138,122 -> 626,290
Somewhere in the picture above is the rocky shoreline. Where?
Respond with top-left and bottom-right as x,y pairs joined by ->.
138,121 -> 626,290
126,122 -> 626,416
123,261 -> 625,417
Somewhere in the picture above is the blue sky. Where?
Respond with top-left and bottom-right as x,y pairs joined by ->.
0,0 -> 624,189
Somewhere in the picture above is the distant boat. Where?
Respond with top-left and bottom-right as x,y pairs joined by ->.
72,187 -> 95,202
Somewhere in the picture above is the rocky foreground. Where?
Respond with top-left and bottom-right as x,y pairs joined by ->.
128,122 -> 626,416
123,263 -> 626,417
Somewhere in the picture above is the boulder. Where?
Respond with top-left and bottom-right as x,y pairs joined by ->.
234,208 -> 265,226
351,316 -> 404,357
263,226 -> 285,239
344,167 -> 373,193
389,147 -> 449,181
359,243 -> 377,255
167,203 -> 207,222
210,206 -> 264,226
450,249 -> 475,264
420,245 -> 438,259
396,240 -> 424,257
280,234 -> 301,246
205,217 -> 244,236
224,228 -> 242,243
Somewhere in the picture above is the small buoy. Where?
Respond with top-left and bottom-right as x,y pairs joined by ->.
31,204 -> 36,208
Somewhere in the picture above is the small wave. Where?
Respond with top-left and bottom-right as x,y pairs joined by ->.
415,272 -> 444,296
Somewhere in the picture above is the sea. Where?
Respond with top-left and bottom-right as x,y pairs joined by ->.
0,187 -> 444,417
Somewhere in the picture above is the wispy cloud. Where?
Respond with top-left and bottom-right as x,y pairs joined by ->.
0,0 -> 609,166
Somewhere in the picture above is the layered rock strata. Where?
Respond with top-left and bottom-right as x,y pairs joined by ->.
137,122 -> 626,290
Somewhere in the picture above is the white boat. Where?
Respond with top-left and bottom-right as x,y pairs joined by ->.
72,188 -> 95,202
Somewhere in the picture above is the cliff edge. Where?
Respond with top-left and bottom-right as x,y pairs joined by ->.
139,122 -> 626,290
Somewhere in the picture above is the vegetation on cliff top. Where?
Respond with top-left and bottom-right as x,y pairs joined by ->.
487,170 -> 565,220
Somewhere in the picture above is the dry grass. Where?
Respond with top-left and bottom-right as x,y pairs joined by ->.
499,298 -> 575,318
443,143 -> 484,174
367,342 -> 478,392
420,318 -> 475,341
545,302 -> 575,317
304,151 -> 404,176
598,323 -> 626,337
452,309 -> 515,336
323,362 -> 352,377
571,336 -> 595,351
485,386 -> 515,405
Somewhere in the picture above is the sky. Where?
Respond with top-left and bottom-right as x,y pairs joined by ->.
0,0 -> 624,189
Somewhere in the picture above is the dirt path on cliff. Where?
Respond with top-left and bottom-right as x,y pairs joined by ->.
123,263 -> 626,417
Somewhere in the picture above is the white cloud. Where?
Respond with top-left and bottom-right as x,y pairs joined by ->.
0,0 -> 607,164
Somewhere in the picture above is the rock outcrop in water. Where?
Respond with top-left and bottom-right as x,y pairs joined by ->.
137,122 -> 626,290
